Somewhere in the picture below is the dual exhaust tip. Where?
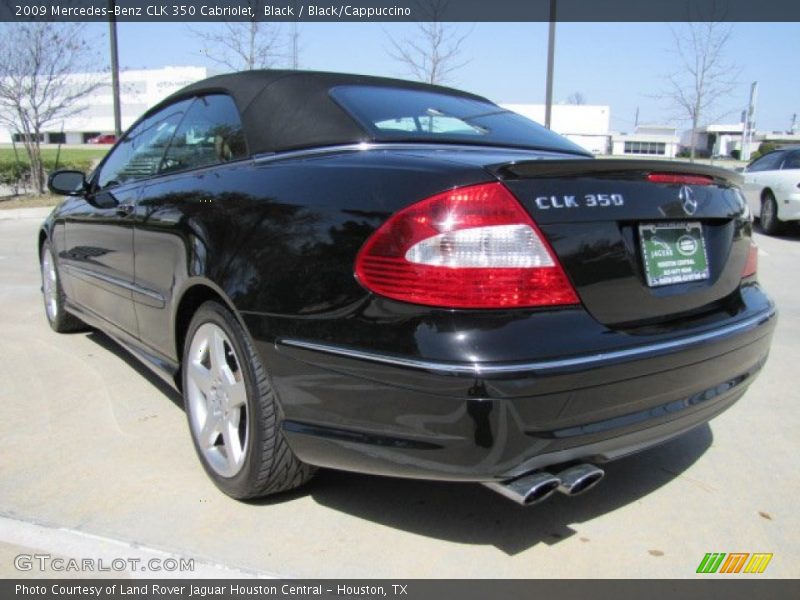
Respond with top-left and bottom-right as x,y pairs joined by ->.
483,464 -> 605,506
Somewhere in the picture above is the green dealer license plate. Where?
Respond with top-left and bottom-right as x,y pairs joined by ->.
639,222 -> 710,287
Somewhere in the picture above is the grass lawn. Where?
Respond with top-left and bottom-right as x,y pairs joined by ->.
0,193 -> 61,209
0,145 -> 108,168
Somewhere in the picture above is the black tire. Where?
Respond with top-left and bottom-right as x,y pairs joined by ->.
40,239 -> 86,333
760,191 -> 783,236
181,300 -> 315,499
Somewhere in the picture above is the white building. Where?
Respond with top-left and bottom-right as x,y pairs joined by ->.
501,103 -> 611,155
680,124 -> 745,157
501,105 -> 681,158
0,66 -> 210,144
682,123 -> 800,157
610,125 -> 680,158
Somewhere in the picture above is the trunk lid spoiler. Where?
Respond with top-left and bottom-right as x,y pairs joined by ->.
491,158 -> 743,188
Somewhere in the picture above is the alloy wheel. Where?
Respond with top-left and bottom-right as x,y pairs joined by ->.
185,322 -> 249,478
41,249 -> 58,322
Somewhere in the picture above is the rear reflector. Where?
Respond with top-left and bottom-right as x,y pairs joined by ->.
742,241 -> 758,278
354,182 -> 579,309
647,173 -> 714,186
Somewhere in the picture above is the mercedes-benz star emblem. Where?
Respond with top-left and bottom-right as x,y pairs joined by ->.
679,185 -> 698,216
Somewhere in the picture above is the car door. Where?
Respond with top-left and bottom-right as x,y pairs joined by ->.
776,150 -> 800,202
133,94 -> 248,361
742,151 -> 785,214
61,99 -> 192,337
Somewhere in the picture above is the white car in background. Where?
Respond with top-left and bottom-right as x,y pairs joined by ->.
742,147 -> 800,235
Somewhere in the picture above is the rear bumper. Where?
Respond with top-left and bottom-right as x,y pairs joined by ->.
250,291 -> 776,482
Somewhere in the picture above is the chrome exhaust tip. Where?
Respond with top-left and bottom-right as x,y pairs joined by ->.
556,464 -> 605,496
483,471 -> 561,506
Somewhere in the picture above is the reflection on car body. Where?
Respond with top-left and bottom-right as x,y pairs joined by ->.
40,70 -> 775,506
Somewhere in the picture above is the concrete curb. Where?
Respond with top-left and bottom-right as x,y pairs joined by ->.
0,514 -> 274,579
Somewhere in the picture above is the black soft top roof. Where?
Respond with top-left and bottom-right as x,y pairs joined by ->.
157,69 -> 491,156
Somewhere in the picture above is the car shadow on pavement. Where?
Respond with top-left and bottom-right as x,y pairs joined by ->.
300,425 -> 713,556
755,221 -> 800,239
83,328 -> 714,556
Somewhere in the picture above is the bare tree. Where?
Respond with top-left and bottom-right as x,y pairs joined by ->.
0,23 -> 104,194
192,2 -> 284,71
662,21 -> 738,162
566,92 -> 587,105
387,0 -> 472,85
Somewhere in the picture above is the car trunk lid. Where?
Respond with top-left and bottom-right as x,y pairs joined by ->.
493,159 -> 751,326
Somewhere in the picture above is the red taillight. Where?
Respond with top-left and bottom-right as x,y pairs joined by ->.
647,173 -> 714,186
354,182 -> 579,309
742,241 -> 758,279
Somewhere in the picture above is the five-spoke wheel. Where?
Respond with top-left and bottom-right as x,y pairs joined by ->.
182,301 -> 315,499
186,322 -> 249,478
39,240 -> 85,333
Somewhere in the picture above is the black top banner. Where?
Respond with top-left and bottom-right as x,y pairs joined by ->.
1,0 -> 800,22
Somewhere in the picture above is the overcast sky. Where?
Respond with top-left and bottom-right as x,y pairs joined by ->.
89,21 -> 799,133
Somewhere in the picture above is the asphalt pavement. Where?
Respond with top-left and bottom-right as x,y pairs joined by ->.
0,207 -> 797,578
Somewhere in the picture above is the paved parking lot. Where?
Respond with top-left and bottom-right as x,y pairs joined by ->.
0,207 -> 798,578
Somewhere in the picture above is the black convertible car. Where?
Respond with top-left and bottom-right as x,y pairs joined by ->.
41,70 -> 775,505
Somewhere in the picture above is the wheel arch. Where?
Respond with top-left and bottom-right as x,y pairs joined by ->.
37,228 -> 48,259
172,279 -> 248,390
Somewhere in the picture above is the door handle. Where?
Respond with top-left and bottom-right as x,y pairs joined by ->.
116,202 -> 135,216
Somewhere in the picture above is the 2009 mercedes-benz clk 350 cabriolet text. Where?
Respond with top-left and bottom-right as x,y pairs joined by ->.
41,71 -> 776,505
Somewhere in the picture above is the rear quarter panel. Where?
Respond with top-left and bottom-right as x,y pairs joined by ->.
131,151 -> 492,361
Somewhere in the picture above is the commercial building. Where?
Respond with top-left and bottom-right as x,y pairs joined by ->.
501,104 -> 681,158
501,103 -> 610,155
610,125 -> 680,158
681,123 -> 800,157
0,66 -> 209,144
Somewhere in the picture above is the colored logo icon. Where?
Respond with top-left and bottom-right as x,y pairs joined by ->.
696,552 -> 773,574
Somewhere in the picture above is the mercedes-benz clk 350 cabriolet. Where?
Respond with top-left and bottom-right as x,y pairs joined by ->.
41,70 -> 775,505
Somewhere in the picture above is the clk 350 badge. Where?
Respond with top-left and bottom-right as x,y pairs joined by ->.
535,194 -> 625,209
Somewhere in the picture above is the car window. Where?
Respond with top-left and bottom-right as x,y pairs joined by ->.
781,151 -> 800,170
96,99 -> 193,189
159,94 -> 247,175
330,85 -> 588,154
747,151 -> 785,172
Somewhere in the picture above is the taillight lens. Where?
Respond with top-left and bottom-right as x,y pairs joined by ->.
742,241 -> 758,279
647,173 -> 714,186
354,182 -> 579,309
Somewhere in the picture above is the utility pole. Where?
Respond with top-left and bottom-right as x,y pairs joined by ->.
741,82 -> 758,162
290,22 -> 300,69
109,0 -> 122,138
544,0 -> 556,129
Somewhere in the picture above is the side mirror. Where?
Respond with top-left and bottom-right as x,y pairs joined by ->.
48,170 -> 87,196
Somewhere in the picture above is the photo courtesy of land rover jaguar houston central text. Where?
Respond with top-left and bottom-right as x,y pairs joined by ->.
40,70 -> 776,505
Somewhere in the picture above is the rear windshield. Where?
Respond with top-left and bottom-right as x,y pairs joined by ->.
330,85 -> 588,155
